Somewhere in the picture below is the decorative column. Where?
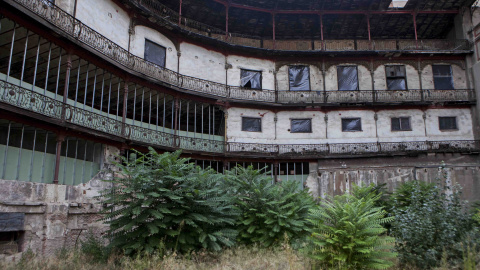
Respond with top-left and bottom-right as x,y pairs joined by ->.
61,54 -> 72,121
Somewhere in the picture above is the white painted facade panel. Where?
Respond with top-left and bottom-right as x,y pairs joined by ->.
179,43 -> 226,84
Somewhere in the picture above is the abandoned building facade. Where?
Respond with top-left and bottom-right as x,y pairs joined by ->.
1,0 -> 480,256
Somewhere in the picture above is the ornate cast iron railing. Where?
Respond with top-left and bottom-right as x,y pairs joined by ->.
6,0 -> 476,106
1,80 -> 479,157
133,0 -> 472,52
277,89 -> 475,104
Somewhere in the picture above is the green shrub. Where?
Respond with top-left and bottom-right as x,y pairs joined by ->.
100,148 -> 238,255
308,188 -> 396,270
392,176 -> 474,269
226,166 -> 315,248
80,231 -> 110,263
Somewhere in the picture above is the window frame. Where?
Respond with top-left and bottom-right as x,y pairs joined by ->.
341,118 -> 362,132
337,65 -> 359,91
438,116 -> 458,131
288,65 -> 311,91
240,69 -> 262,90
432,65 -> 454,90
385,65 -> 408,90
391,117 -> 412,132
144,39 -> 166,68
241,117 -> 262,132
290,118 -> 313,133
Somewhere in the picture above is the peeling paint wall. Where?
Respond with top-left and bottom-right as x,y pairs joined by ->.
179,43 -> 226,84
227,55 -> 275,89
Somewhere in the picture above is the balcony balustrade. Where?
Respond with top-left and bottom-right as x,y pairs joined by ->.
1,80 -> 478,158
6,0 -> 475,106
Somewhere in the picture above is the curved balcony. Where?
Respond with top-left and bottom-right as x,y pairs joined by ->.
131,0 -> 471,53
1,80 -> 479,159
6,0 -> 476,108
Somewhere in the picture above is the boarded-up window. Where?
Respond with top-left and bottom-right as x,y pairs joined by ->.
337,66 -> 358,91
289,66 -> 310,91
242,117 -> 262,132
433,65 -> 454,90
291,119 -> 312,133
342,118 -> 362,132
391,117 -> 411,131
241,69 -> 262,89
439,117 -> 457,130
144,39 -> 166,68
386,65 -> 407,90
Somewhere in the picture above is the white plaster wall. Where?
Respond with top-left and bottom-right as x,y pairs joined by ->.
473,8 -> 480,28
76,0 -> 130,49
326,110 -> 377,143
276,65 -> 323,91
325,64 -> 372,91
374,64 -> 420,90
377,109 -> 426,142
56,0 -> 75,15
226,107 -> 275,142
227,56 -> 275,90
425,108 -> 474,140
179,43 -> 226,84
227,108 -> 474,144
421,64 -> 467,89
130,26 -> 178,71
276,111 -> 326,144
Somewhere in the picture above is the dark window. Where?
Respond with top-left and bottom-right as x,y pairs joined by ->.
242,117 -> 262,132
144,39 -> 166,68
289,66 -> 310,91
433,65 -> 454,90
391,117 -> 411,131
337,66 -> 358,91
342,118 -> 362,132
439,117 -> 457,130
291,119 -> 312,133
241,69 -> 262,89
386,65 -> 407,90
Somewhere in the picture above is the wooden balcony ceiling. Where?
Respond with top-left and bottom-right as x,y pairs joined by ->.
158,0 -> 476,39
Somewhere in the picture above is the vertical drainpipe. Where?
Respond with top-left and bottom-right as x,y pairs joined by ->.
418,58 -> 424,102
62,54 -> 72,121
174,97 -> 179,148
371,59 -> 376,103
53,133 -> 65,185
73,0 -> 78,18
122,80 -> 129,138
322,59 -> 327,103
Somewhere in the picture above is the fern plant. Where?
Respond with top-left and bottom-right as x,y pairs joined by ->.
100,148 -> 238,255
225,166 -> 315,248
308,189 -> 396,270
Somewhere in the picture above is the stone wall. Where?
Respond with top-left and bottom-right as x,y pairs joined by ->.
0,145 -> 120,258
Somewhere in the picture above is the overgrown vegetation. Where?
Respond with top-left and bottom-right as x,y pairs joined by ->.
101,149 -> 238,254
5,151 -> 480,269
308,184 -> 396,270
226,166 -> 315,247
391,175 -> 477,269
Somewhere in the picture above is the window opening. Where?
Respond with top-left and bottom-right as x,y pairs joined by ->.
240,69 -> 262,90
386,65 -> 407,90
342,118 -> 362,132
391,117 -> 411,131
241,117 -> 262,132
290,119 -> 312,133
337,66 -> 359,91
144,39 -> 166,68
432,65 -> 454,90
439,117 -> 457,130
289,66 -> 310,91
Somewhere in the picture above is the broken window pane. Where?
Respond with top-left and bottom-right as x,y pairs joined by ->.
291,119 -> 312,133
386,65 -> 407,90
433,65 -> 454,90
289,66 -> 310,91
241,69 -> 262,89
342,118 -> 362,132
439,117 -> 457,130
242,117 -> 262,132
144,39 -> 166,68
391,117 -> 411,131
337,66 -> 359,91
